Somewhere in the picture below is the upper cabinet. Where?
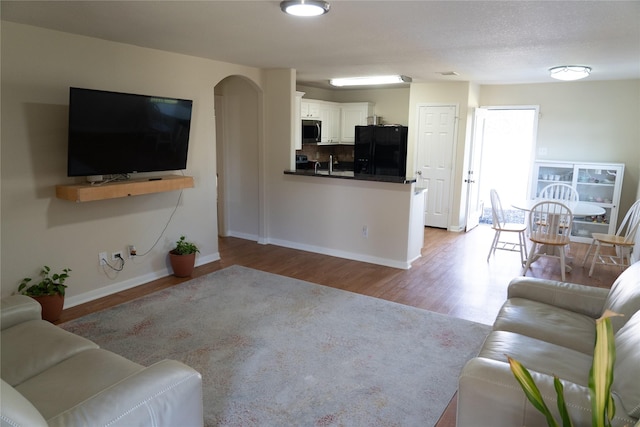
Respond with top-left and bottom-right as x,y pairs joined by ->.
318,102 -> 341,144
301,100 -> 321,119
340,102 -> 374,144
531,160 -> 625,242
299,98 -> 375,145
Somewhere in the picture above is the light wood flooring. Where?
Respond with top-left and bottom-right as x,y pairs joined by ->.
57,225 -> 623,426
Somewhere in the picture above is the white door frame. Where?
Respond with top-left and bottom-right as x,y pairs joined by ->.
414,103 -> 459,230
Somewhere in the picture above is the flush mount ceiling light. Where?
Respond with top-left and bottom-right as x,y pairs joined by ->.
329,75 -> 412,87
280,0 -> 330,17
549,65 -> 592,81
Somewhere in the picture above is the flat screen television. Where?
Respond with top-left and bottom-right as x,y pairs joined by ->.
67,87 -> 193,179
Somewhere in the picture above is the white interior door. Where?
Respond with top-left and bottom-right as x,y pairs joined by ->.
465,108 -> 488,231
417,105 -> 457,229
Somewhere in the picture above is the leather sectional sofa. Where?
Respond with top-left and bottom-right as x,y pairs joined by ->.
1,295 -> 203,427
458,261 -> 640,427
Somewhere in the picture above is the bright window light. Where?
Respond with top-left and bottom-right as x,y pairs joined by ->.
329,75 -> 412,87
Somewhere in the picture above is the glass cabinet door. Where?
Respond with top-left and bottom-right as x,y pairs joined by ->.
532,163 -> 573,197
531,161 -> 624,242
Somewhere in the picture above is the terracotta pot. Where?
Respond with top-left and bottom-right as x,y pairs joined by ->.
169,251 -> 196,277
32,294 -> 65,322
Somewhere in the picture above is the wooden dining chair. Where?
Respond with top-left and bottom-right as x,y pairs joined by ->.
522,200 -> 573,281
487,189 -> 528,265
582,199 -> 640,277
539,183 -> 579,202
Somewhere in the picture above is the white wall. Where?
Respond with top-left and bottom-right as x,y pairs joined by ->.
405,80 -> 640,230
480,80 -> 640,220
0,22 -> 262,304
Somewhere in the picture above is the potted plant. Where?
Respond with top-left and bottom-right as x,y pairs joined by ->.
169,235 -> 199,277
18,266 -> 71,322
508,310 -> 620,427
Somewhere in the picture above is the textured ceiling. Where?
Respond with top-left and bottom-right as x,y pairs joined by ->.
2,0 -> 639,88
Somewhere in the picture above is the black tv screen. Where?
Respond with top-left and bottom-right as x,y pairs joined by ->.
67,87 -> 193,177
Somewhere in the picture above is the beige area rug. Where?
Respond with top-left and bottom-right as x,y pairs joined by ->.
62,265 -> 490,426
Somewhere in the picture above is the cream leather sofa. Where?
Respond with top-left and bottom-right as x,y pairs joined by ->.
1,295 -> 204,427
458,261 -> 640,427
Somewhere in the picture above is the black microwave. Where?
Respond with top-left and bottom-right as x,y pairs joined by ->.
302,119 -> 322,144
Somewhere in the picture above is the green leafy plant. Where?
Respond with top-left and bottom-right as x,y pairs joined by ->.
171,236 -> 199,255
508,310 -> 621,427
18,266 -> 71,297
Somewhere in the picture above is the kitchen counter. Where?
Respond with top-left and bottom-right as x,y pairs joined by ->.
284,169 -> 417,184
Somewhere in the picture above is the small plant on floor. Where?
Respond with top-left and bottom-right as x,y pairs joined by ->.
508,310 -> 620,427
18,266 -> 71,297
171,236 -> 200,255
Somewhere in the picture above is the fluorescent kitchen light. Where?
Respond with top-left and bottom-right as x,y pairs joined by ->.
549,65 -> 591,81
329,75 -> 412,87
280,0 -> 330,17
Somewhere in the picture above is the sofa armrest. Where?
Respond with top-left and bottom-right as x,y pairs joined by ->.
47,359 -> 203,427
458,357 -> 635,427
1,295 -> 41,330
1,379 -> 48,427
507,277 -> 608,318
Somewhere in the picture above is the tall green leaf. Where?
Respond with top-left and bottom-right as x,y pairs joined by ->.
508,356 -> 559,427
590,310 -> 621,427
554,377 -> 574,427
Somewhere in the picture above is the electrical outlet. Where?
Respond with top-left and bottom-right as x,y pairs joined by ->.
112,251 -> 123,261
362,225 -> 369,238
99,252 -> 107,266
128,245 -> 137,258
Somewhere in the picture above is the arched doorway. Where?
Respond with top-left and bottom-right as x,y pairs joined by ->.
214,76 -> 262,241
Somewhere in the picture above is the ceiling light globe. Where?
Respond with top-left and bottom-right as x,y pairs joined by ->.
280,1 -> 330,17
549,65 -> 591,81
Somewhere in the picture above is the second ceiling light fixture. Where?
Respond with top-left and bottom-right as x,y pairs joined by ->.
280,0 -> 330,17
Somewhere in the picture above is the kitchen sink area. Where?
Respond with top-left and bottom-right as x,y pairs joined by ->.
315,170 -> 354,177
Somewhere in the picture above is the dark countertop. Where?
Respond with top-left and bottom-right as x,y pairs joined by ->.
284,169 -> 417,184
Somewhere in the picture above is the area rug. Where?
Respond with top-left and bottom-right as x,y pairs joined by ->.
61,265 -> 490,426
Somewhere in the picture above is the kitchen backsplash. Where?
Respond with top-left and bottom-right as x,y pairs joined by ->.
296,145 -> 354,163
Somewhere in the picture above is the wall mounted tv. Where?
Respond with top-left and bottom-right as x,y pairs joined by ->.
67,87 -> 193,179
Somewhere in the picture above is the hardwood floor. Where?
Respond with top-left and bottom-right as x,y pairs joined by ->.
56,225 -> 623,426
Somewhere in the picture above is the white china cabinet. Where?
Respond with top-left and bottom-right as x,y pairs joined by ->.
531,160 -> 625,242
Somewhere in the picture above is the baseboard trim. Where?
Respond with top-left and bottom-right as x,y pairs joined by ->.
64,252 -> 221,309
264,238 -> 411,270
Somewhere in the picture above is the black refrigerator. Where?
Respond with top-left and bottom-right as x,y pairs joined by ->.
354,125 -> 408,177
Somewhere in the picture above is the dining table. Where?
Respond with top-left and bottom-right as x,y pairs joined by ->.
511,199 -> 606,271
511,199 -> 605,217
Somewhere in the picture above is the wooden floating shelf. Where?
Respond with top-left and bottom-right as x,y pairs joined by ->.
56,175 -> 194,202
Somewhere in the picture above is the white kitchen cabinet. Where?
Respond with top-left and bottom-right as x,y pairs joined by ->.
531,160 -> 625,242
318,102 -> 340,144
301,100 -> 320,119
340,102 -> 374,144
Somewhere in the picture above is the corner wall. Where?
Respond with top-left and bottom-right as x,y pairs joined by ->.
0,22 -> 262,304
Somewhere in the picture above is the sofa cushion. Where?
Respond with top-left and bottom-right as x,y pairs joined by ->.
0,295 -> 42,331
15,348 -> 143,420
603,261 -> 640,333
492,298 -> 596,355
0,378 -> 48,427
613,310 -> 640,418
479,331 -> 593,386
1,320 -> 98,386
